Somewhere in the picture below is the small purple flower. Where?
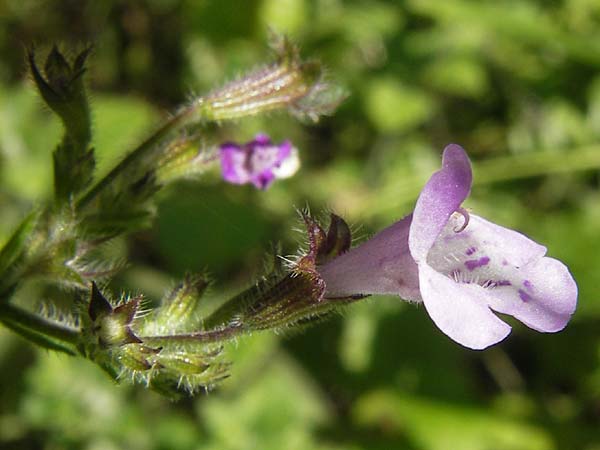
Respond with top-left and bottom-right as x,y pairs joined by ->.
220,134 -> 300,190
318,144 -> 577,350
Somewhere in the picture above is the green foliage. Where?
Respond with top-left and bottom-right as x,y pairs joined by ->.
354,390 -> 554,450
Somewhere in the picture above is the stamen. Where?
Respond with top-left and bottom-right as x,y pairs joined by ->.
454,207 -> 470,233
451,269 -> 462,283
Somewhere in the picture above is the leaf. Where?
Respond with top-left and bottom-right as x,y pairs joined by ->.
0,210 -> 39,293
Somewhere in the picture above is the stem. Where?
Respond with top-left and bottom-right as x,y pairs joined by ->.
0,302 -> 79,345
0,319 -> 76,355
76,104 -> 198,209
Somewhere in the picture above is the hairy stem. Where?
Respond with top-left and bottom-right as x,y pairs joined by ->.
0,319 -> 76,355
0,302 -> 79,345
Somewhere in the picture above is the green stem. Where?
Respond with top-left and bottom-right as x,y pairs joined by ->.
76,104 -> 198,209
0,302 -> 79,345
0,319 -> 76,355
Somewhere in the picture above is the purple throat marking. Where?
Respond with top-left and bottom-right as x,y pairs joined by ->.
464,256 -> 490,271
465,247 -> 477,256
518,289 -> 533,302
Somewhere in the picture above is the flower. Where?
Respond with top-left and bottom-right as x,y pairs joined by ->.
318,144 -> 577,350
219,134 -> 300,189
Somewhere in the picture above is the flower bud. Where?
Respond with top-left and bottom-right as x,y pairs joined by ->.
155,136 -> 212,184
29,46 -> 94,200
117,343 -> 159,372
155,351 -> 211,375
195,36 -> 345,122
142,274 -> 209,335
87,282 -> 142,347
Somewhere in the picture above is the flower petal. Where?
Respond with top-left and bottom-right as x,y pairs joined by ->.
272,146 -> 300,179
220,135 -> 299,189
409,144 -> 473,262
427,214 -> 547,274
220,143 -> 249,184
419,264 -> 511,349
485,257 -> 577,333
424,214 -> 575,332
319,215 -> 421,300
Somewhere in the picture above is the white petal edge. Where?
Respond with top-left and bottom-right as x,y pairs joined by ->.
419,264 -> 511,350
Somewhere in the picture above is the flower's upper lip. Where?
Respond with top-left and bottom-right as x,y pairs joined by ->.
409,144 -> 472,262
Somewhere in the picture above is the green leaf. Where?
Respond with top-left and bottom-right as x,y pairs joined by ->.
0,210 -> 39,293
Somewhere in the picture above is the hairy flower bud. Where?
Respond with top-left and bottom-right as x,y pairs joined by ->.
117,343 -> 158,371
86,282 -> 142,347
155,136 -> 212,184
200,213 -> 357,332
195,36 -> 346,122
141,274 -> 209,335
155,351 -> 211,375
29,46 -> 95,201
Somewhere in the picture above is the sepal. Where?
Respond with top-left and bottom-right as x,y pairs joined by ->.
300,212 -> 352,266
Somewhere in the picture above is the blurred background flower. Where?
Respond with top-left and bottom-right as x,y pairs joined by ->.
0,0 -> 600,449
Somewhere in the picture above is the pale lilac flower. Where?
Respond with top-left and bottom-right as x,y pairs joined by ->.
220,134 -> 300,189
318,144 -> 577,350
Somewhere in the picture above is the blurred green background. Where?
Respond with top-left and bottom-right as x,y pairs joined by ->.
1,0 -> 600,449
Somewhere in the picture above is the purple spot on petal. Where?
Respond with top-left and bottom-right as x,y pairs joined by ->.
465,247 -> 477,256
443,231 -> 471,242
502,259 -> 508,266
518,289 -> 532,302
465,256 -> 490,271
486,279 -> 512,288
523,280 -> 534,291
